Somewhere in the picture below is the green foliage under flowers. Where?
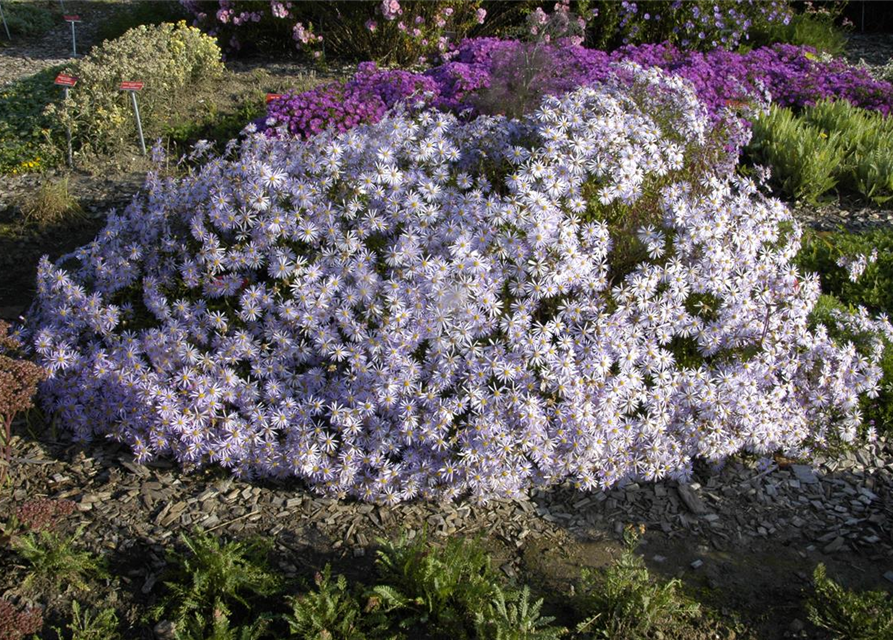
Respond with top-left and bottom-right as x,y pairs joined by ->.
151,529 -> 281,639
806,563 -> 893,640
45,21 -> 223,156
0,0 -> 57,37
373,530 -> 499,636
574,527 -> 699,639
52,601 -> 120,640
0,65 -> 64,175
748,3 -> 849,56
749,101 -> 893,205
796,229 -> 893,435
11,524 -> 107,592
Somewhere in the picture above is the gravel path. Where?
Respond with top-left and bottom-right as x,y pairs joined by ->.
1,427 -> 891,639
0,1 -> 105,87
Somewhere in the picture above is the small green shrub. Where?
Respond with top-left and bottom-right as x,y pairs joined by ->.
1,0 -> 57,37
373,531 -> 498,636
474,585 -> 567,640
574,527 -> 699,639
46,21 -> 223,155
807,564 -> 893,640
152,530 -> 280,638
802,100 -> 893,204
52,601 -> 119,640
748,105 -> 845,204
0,66 -> 64,175
12,525 -> 106,592
286,564 -> 391,640
173,608 -> 272,640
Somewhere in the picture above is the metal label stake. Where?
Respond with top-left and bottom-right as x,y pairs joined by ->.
0,1 -> 11,41
54,73 -> 78,167
63,14 -> 81,57
120,81 -> 146,155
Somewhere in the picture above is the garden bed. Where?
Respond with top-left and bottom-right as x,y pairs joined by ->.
2,3 -> 893,639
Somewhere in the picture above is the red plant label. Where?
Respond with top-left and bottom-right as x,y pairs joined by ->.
266,93 -> 284,104
63,15 -> 81,21
54,74 -> 78,87
120,81 -> 145,91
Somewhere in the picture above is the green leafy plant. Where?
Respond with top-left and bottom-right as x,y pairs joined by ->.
0,65 -> 64,175
286,564 -> 391,640
152,530 -> 280,638
174,607 -> 272,640
748,104 -> 845,204
474,585 -> 567,640
12,525 -> 106,592
749,100 -> 893,205
574,526 -> 699,639
1,0 -> 57,37
806,563 -> 893,640
45,21 -> 223,156
373,531 -> 498,636
51,601 -> 119,640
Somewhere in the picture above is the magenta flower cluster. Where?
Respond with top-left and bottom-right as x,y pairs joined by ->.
265,63 -> 437,138
262,39 -> 893,140
26,65 -> 889,503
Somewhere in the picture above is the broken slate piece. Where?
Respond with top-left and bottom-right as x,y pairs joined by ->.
791,464 -> 819,484
676,483 -> 707,515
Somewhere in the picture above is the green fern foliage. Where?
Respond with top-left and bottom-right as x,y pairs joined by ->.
474,585 -> 567,640
153,529 -> 281,638
286,564 -> 393,640
52,601 -> 119,640
12,524 -> 107,592
374,531 -> 498,636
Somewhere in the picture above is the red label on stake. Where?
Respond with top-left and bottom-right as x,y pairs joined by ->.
54,73 -> 78,87
265,93 -> 284,104
120,81 -> 144,91
63,15 -> 81,22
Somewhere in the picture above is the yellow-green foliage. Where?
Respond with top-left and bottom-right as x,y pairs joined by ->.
750,100 -> 893,205
46,21 -> 223,154
748,105 -> 844,204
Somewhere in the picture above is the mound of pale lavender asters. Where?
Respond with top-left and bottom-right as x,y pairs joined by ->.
28,65 -> 887,503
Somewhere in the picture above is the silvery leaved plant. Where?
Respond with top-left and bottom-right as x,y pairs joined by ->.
26,65 -> 889,503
